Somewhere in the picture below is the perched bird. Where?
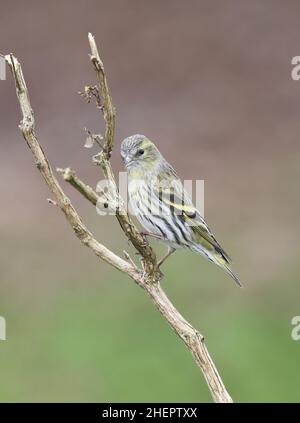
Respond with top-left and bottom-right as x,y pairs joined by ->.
121,134 -> 241,287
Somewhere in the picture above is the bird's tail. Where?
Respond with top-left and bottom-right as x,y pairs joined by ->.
192,243 -> 242,287
212,253 -> 243,287
223,263 -> 242,287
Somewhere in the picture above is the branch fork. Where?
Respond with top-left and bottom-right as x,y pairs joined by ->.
4,35 -> 233,403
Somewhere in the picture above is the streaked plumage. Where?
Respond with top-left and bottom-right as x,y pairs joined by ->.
121,134 -> 241,287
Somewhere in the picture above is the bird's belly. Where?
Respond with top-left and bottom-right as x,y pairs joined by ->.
129,201 -> 184,250
130,197 -> 162,237
128,179 -> 190,249
128,188 -> 165,238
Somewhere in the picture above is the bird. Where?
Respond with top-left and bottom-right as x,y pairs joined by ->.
120,134 -> 241,287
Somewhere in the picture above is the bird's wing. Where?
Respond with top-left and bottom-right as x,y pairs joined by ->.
156,170 -> 232,263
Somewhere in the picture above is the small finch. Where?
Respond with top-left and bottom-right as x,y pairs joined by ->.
121,134 -> 241,287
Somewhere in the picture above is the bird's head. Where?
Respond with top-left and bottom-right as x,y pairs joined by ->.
120,134 -> 161,172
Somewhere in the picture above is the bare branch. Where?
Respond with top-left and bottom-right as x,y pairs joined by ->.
5,54 -> 141,283
145,283 -> 233,403
57,167 -> 98,206
87,33 -> 158,275
5,42 -> 233,403
56,167 -> 118,214
88,33 -> 115,156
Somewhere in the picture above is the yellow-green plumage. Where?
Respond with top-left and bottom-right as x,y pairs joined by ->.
121,134 -> 241,287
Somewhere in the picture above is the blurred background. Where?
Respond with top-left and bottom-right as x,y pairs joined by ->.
0,0 -> 300,403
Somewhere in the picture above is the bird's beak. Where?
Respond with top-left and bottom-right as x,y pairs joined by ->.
123,155 -> 132,167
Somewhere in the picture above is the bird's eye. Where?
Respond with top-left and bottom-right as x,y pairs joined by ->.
137,149 -> 144,156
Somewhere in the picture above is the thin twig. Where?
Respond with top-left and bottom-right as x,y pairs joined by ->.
123,250 -> 139,271
87,33 -> 158,275
56,167 -> 98,206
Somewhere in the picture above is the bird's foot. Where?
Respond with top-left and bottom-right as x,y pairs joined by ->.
140,232 -> 164,240
155,267 -> 165,280
157,247 -> 176,268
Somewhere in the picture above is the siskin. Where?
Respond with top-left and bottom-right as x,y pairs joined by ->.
121,134 -> 241,287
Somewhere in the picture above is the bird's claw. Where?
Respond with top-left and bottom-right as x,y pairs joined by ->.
156,267 -> 164,280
